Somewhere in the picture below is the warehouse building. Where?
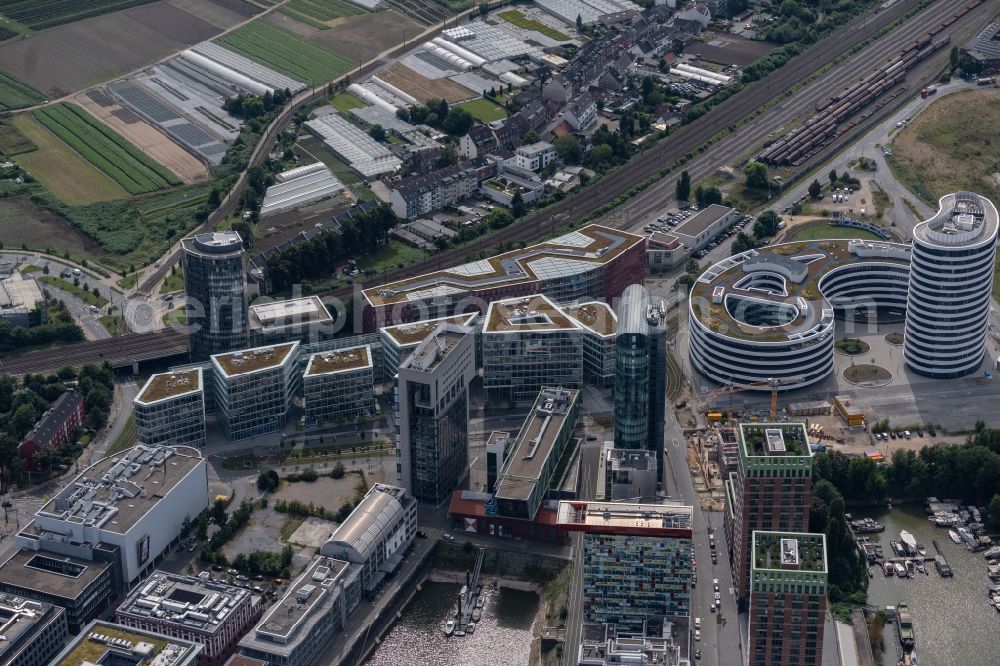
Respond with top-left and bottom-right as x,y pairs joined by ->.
260,163 -> 344,218
116,571 -> 261,666
319,484 -> 417,592
212,343 -> 300,442
302,345 -> 376,425
0,596 -> 68,666
134,369 -> 206,448
237,556 -> 362,666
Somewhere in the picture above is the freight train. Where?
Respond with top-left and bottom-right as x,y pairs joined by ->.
758,0 -> 984,166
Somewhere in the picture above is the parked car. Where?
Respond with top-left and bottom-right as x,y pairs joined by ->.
442,533 -> 455,541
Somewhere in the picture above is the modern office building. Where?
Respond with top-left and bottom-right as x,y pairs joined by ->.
563,301 -> 618,388
689,239 -> 911,391
904,191 -> 998,378
723,423 -> 813,607
597,442 -> 658,501
302,345 -> 375,425
0,549 -> 120,635
485,431 -> 513,494
319,484 -> 417,593
52,620 -> 202,666
12,445 -> 208,587
579,620 -> 682,666
557,500 -> 693,632
0,596 -> 68,666
116,571 -> 261,666
748,532 -> 828,666
494,387 -> 580,519
362,225 -> 646,331
237,556 -> 362,666
379,313 -> 478,383
483,295 -> 583,404
212,342 -> 300,442
395,323 -> 476,504
248,296 -> 334,346
182,231 -> 248,361
18,388 -> 84,471
134,369 -> 206,448
613,285 -> 666,472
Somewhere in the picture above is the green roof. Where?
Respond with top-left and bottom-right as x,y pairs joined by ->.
739,423 -> 810,458
752,531 -> 827,574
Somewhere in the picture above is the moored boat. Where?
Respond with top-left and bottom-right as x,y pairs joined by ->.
444,620 -> 455,636
466,622 -> 476,634
894,562 -> 907,576
949,530 -> 962,544
900,531 -> 917,556
897,603 -> 915,651
471,608 -> 482,622
883,561 -> 894,576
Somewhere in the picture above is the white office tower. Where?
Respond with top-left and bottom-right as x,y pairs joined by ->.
905,191 -> 998,378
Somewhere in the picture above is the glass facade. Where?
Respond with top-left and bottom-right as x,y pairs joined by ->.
406,381 -> 468,504
214,346 -> 300,442
182,233 -> 248,362
614,331 -> 650,447
303,367 -> 375,425
582,532 -> 691,631
483,330 -> 583,403
135,392 -> 206,448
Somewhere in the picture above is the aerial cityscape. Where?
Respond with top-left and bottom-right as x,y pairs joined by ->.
0,0 -> 997,665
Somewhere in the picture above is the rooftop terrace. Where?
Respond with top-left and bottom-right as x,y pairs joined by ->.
136,370 -> 201,405
304,345 -> 371,377
556,500 -> 694,536
739,423 -> 810,458
55,620 -> 199,666
752,531 -> 827,574
363,225 -> 643,306
495,387 -> 579,502
380,313 -> 478,346
914,191 -> 999,247
212,342 -> 297,377
484,294 -> 576,333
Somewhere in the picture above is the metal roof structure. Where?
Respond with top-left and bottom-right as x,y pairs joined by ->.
260,165 -> 344,218
305,113 -> 402,179
322,485 -> 408,563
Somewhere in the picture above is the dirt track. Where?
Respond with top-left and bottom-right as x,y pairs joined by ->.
73,91 -> 210,184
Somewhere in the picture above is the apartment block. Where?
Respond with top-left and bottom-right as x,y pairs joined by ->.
212,343 -> 300,442
723,423 -> 813,607
748,532 -> 828,666
303,345 -> 375,425
134,369 -> 206,448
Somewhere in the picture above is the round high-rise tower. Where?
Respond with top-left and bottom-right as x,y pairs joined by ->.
904,192 -> 998,378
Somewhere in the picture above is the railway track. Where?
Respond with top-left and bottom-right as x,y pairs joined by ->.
315,0 -> 970,301
0,328 -> 189,376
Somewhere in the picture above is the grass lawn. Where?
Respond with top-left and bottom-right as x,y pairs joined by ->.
330,91 -> 365,114
117,273 -> 138,290
891,90 -> 1000,206
159,266 -> 184,294
162,307 -> 187,327
106,413 -> 137,457
497,10 -> 569,40
11,114 -> 127,205
38,276 -> 109,307
281,0 -> 364,28
217,19 -> 354,86
835,338 -> 870,355
357,239 -> 427,275
786,222 -> 885,242
99,314 -> 129,336
456,98 -> 507,123
20,264 -> 42,274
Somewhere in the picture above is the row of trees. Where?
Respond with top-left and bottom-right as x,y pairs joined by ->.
222,89 -> 293,120
265,204 -> 397,291
0,300 -> 84,354
396,99 -> 474,137
810,478 -> 869,603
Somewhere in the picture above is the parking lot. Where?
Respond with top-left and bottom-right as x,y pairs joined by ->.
644,207 -> 754,261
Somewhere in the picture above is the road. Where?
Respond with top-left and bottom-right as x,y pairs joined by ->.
88,380 -> 139,464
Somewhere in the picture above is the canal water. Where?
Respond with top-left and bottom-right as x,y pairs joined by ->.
854,504 -> 997,666
365,581 -> 541,666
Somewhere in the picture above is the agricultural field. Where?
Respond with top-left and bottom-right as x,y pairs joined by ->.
0,70 -> 44,110
0,3 -> 224,97
73,91 -> 210,184
0,0 -> 157,31
280,0 -> 365,28
0,119 -> 35,155
891,89 -> 1000,206
33,103 -> 180,195
11,114 -> 128,205
168,0 -> 262,28
297,10 -> 424,63
497,10 -> 569,41
216,18 -> 353,86
0,194 -> 112,260
456,98 -> 506,122
380,62 -> 474,103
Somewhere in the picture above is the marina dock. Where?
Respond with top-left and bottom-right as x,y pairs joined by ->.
457,547 -> 486,627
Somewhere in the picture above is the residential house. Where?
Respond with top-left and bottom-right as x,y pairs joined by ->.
459,124 -> 497,159
18,389 -> 84,470
388,159 -> 496,219
543,75 -> 574,104
562,93 -> 598,131
515,142 -> 557,172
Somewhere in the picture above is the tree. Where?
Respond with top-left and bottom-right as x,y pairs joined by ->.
42,264 -> 49,275
196,512 -> 209,541
829,169 -> 839,184
576,14 -> 583,31
441,107 -> 473,136
257,469 -> 280,493
989,494 -> 1000,531
368,124 -> 387,142
695,185 -> 722,207
553,135 -> 581,164
330,461 -> 346,479
479,1 -> 489,15
753,210 -> 782,238
743,160 -> 769,190
684,259 -> 700,275
731,232 -> 755,254
676,170 -> 691,201
808,179 -> 822,199
949,46 -> 959,71
511,190 -> 526,218
211,499 -> 228,526
589,143 -> 614,167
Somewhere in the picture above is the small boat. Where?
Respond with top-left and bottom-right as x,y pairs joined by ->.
472,608 -> 482,622
466,622 -> 476,634
891,541 -> 905,557
934,555 -> 952,577
916,544 -> 927,556
444,620 -> 455,636
475,596 -> 484,609
894,562 -> 907,577
949,530 -> 962,544
897,603 -> 915,651
883,561 -> 895,576
900,531 -> 917,555
905,560 -> 916,577
972,507 -> 982,523
454,628 -> 466,637
914,559 -> 926,574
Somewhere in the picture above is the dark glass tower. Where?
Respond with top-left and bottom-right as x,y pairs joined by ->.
181,232 -> 248,361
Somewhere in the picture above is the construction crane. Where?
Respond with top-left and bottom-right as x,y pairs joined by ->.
697,376 -> 806,422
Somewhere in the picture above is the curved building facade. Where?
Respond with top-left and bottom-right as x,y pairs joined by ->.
904,192 -> 999,378
688,238 -> 912,390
